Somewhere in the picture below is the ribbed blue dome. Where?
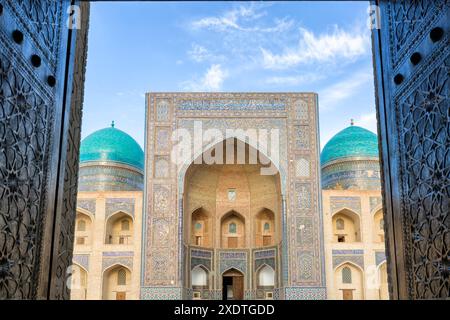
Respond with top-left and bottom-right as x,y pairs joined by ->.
80,126 -> 144,171
321,126 -> 379,166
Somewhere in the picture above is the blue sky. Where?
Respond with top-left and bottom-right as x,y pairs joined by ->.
82,1 -> 376,149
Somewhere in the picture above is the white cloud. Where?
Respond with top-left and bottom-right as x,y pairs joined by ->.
264,73 -> 323,86
192,5 -> 264,31
355,112 -> 378,133
182,64 -> 228,91
261,25 -> 370,70
191,4 -> 293,34
187,44 -> 225,63
319,70 -> 373,111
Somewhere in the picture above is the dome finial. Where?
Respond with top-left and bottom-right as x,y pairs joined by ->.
350,118 -> 354,126
111,120 -> 115,128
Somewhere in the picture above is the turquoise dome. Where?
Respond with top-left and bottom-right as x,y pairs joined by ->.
321,126 -> 379,166
80,126 -> 144,171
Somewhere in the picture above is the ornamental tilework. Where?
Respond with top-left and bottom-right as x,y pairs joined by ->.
102,257 -> 133,272
295,183 -> 312,210
141,287 -> 182,300
297,252 -> 314,281
103,251 -> 134,257
284,287 -> 327,300
219,251 -> 247,274
153,185 -> 171,216
156,99 -> 170,122
191,258 -> 212,271
144,93 -> 325,298
155,127 -> 171,153
295,125 -> 310,150
370,196 -> 383,212
295,157 -> 310,178
254,249 -> 276,259
332,255 -> 364,270
152,218 -> 171,247
76,199 -> 96,215
375,251 -> 387,266
176,97 -> 287,111
296,217 -> 313,246
105,198 -> 135,218
154,156 -> 170,178
330,196 -> 361,214
294,99 -> 309,120
255,258 -> 276,271
73,254 -> 89,271
191,249 -> 213,259
332,249 -> 364,255
150,251 -> 172,281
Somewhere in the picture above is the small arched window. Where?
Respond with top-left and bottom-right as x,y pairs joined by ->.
379,219 -> 384,230
117,268 -> 126,285
336,218 -> 345,230
121,219 -> 130,231
77,219 -> 86,232
342,267 -> 352,284
195,222 -> 202,230
264,222 -> 270,232
229,222 -> 237,234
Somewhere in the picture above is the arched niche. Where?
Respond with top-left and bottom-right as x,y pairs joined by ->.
373,209 -> 385,243
191,265 -> 209,289
334,262 -> 364,300
255,208 -> 275,247
75,211 -> 93,246
102,264 -> 132,300
105,211 -> 133,245
332,208 -> 361,243
191,208 -> 211,247
257,265 -> 275,288
221,211 -> 245,249
70,263 -> 88,300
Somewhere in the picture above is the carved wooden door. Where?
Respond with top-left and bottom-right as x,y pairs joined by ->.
0,0 -> 89,299
232,276 -> 244,300
372,0 -> 449,299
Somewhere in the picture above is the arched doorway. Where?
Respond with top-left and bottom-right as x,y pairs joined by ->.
222,268 -> 244,300
102,265 -> 132,300
182,137 -> 282,298
334,262 -> 364,300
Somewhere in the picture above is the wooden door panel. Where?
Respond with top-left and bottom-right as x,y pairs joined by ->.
372,0 -> 450,299
0,0 -> 89,299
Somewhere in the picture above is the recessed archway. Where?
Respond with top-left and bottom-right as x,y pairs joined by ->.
221,210 -> 246,249
334,262 -> 364,300
104,211 -> 134,245
75,211 -> 93,246
332,208 -> 362,243
222,268 -> 244,300
255,208 -> 276,247
102,264 -> 132,300
191,208 -> 212,247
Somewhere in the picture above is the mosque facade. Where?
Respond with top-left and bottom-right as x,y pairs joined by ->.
70,93 -> 387,300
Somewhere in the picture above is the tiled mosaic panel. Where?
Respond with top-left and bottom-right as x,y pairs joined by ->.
284,287 -> 327,300
295,157 -> 310,178
155,99 -> 170,122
